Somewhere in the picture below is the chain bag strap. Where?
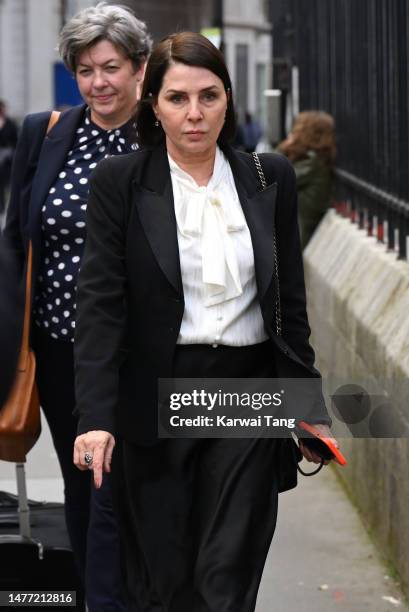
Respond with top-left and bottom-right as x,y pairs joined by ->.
251,152 -> 324,477
251,152 -> 282,336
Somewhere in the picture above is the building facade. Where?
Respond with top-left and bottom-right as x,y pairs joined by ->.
0,0 -> 272,129
122,0 -> 215,43
223,0 -> 271,128
0,0 -> 60,117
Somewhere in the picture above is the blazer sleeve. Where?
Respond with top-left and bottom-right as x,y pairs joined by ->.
74,158 -> 128,436
272,156 -> 315,365
4,113 -> 50,271
0,238 -> 20,405
268,154 -> 331,425
3,117 -> 32,269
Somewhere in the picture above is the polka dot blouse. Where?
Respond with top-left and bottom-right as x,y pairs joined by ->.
33,109 -> 138,342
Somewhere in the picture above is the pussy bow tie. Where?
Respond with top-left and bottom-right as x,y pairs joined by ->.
169,149 -> 246,306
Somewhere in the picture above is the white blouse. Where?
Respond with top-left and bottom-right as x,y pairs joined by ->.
168,146 -> 268,347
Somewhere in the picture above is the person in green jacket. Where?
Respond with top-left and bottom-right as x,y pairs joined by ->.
278,111 -> 336,249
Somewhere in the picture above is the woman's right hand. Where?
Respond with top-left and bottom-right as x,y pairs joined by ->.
74,430 -> 115,488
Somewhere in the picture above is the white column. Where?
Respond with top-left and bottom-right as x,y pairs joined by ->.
0,0 -> 28,119
26,0 -> 60,114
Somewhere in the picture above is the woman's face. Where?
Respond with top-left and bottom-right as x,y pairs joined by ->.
153,62 -> 228,159
76,39 -> 144,129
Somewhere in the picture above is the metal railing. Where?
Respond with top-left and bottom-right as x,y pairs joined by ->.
292,0 -> 409,262
334,168 -> 409,260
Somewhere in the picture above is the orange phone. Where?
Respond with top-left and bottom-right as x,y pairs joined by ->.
296,421 -> 347,466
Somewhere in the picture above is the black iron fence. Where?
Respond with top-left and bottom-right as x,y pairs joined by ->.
333,169 -> 409,259
292,0 -> 409,259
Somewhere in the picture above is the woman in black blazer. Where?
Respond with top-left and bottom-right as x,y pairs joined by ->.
74,32 -> 338,612
4,3 -> 151,609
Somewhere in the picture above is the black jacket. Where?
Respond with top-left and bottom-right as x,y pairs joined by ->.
4,104 -> 87,286
0,238 -> 20,405
74,143 -> 330,445
0,117 -> 18,149
0,117 -> 18,179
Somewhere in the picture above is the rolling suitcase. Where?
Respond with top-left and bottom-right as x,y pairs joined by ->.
0,463 -> 85,610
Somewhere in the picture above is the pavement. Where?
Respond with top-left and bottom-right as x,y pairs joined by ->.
257,463 -> 407,611
0,422 -> 407,612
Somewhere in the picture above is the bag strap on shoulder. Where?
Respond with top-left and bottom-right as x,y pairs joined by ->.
19,110 -> 61,366
47,110 -> 61,135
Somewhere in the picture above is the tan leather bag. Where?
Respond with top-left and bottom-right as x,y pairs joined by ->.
0,110 -> 60,462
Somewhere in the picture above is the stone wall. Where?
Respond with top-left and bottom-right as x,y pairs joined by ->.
303,210 -> 409,597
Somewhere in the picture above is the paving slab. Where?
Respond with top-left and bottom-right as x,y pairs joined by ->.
256,463 -> 407,611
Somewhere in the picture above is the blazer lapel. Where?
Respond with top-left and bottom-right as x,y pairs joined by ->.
132,143 -> 277,301
132,145 -> 183,296
222,145 -> 278,302
29,105 -> 86,239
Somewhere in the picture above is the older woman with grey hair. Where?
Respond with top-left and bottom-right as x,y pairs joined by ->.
4,3 -> 152,610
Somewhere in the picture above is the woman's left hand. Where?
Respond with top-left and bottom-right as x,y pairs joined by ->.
298,423 -> 339,466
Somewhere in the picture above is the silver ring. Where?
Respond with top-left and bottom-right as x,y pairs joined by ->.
84,452 -> 93,466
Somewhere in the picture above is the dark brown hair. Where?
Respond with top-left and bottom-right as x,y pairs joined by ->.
137,31 -> 236,147
278,111 -> 336,165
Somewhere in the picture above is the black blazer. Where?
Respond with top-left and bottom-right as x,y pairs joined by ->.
0,117 -> 18,149
74,143 -> 330,443
4,104 -> 87,291
0,238 -> 20,405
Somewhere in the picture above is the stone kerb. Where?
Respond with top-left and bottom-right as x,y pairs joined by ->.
303,210 -> 409,597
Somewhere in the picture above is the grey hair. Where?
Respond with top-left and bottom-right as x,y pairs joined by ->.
58,2 -> 152,73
